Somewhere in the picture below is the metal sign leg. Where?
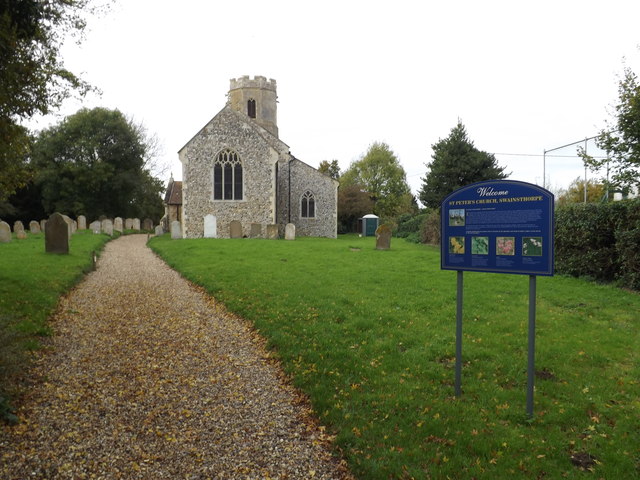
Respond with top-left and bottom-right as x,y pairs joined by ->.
527,275 -> 536,418
455,271 -> 463,397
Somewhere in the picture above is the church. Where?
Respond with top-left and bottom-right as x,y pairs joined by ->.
169,75 -> 338,239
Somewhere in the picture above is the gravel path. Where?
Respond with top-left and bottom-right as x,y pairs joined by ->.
1,235 -> 351,479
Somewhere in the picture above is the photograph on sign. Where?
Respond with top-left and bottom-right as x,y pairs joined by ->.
441,180 -> 554,276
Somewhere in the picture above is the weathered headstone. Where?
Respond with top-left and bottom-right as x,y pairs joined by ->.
143,218 -> 153,231
13,221 -> 24,233
154,225 -> 164,236
77,215 -> 87,230
0,221 -> 11,243
229,220 -> 242,239
29,220 -> 41,234
71,220 -> 77,234
266,224 -> 279,239
132,218 -> 141,231
204,214 -> 217,238
45,213 -> 69,254
285,223 -> 296,241
90,220 -> 101,234
125,218 -> 133,230
101,219 -> 113,236
170,220 -> 182,239
61,215 -> 73,238
375,224 -> 392,250
114,217 -> 123,233
16,230 -> 27,240
250,223 -> 262,238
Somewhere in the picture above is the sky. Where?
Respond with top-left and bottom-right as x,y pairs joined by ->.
32,0 -> 640,200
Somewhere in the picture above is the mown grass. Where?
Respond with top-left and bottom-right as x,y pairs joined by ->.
0,230 -> 112,420
150,234 -> 639,479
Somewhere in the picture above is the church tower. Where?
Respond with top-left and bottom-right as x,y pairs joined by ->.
228,76 -> 278,138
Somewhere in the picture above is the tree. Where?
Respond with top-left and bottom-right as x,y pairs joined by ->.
0,0 -> 96,202
556,177 -> 606,207
31,107 -> 164,221
581,66 -> 640,195
419,121 -> 508,208
337,184 -> 375,233
318,159 -> 341,179
340,142 -> 412,218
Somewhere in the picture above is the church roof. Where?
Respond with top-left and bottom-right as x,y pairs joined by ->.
164,180 -> 182,205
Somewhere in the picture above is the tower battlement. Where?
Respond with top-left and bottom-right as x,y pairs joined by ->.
229,75 -> 277,92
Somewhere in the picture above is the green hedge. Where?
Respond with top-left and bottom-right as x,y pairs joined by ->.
555,199 -> 640,290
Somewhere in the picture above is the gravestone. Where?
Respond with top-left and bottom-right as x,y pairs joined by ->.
71,220 -> 77,234
45,213 -> 69,254
29,221 -> 41,234
285,223 -> 296,241
13,221 -> 24,233
90,220 -> 101,234
143,218 -> 153,231
125,218 -> 133,230
61,215 -> 73,238
16,230 -> 27,240
40,220 -> 46,233
101,219 -> 113,236
154,225 -> 164,236
266,224 -> 279,239
170,220 -> 182,239
375,224 -> 392,250
204,214 -> 217,238
229,220 -> 242,239
77,215 -> 87,230
132,218 -> 141,231
0,221 -> 11,243
250,223 -> 262,238
114,217 -> 123,233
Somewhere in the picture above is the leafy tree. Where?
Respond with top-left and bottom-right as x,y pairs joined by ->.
581,66 -> 640,195
0,0 -> 96,202
337,184 -> 375,233
556,177 -> 606,207
31,107 -> 164,221
318,159 -> 341,179
419,121 -> 508,208
340,142 -> 412,218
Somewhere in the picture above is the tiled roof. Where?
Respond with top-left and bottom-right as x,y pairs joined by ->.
164,180 -> 182,205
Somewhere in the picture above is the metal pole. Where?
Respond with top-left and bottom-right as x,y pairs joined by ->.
584,138 -> 588,203
455,270 -> 463,397
527,275 -> 537,419
542,150 -> 546,189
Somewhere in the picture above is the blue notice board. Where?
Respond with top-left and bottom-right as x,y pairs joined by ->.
441,180 -> 554,276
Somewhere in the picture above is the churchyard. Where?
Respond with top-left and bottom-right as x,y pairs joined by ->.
149,234 -> 639,479
0,231 -> 638,478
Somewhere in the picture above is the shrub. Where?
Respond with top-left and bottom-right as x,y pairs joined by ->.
421,209 -> 441,245
395,213 -> 428,243
555,199 -> 640,290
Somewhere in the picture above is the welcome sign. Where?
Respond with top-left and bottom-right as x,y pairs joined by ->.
441,180 -> 554,276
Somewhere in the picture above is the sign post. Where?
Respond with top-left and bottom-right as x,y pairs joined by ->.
441,180 -> 554,418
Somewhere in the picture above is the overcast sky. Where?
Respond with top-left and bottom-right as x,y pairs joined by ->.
33,0 -> 640,199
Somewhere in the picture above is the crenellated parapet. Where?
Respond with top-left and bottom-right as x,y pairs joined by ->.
229,75 -> 277,92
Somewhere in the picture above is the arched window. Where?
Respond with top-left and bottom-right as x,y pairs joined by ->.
301,191 -> 315,218
247,99 -> 256,118
213,149 -> 243,200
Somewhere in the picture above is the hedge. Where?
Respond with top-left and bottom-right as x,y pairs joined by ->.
555,199 -> 640,290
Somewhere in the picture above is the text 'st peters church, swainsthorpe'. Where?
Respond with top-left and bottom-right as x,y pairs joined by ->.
165,76 -> 338,239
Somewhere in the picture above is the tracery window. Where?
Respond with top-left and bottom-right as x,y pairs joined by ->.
301,190 -> 315,218
213,149 -> 243,201
247,99 -> 256,118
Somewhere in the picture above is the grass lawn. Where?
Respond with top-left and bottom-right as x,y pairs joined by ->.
0,231 -> 112,418
150,234 -> 639,479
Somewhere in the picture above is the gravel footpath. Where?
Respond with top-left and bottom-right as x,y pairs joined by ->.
1,235 -> 352,479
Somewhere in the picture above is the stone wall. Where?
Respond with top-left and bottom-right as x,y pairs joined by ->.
179,107 -> 284,238
276,158 -> 338,238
